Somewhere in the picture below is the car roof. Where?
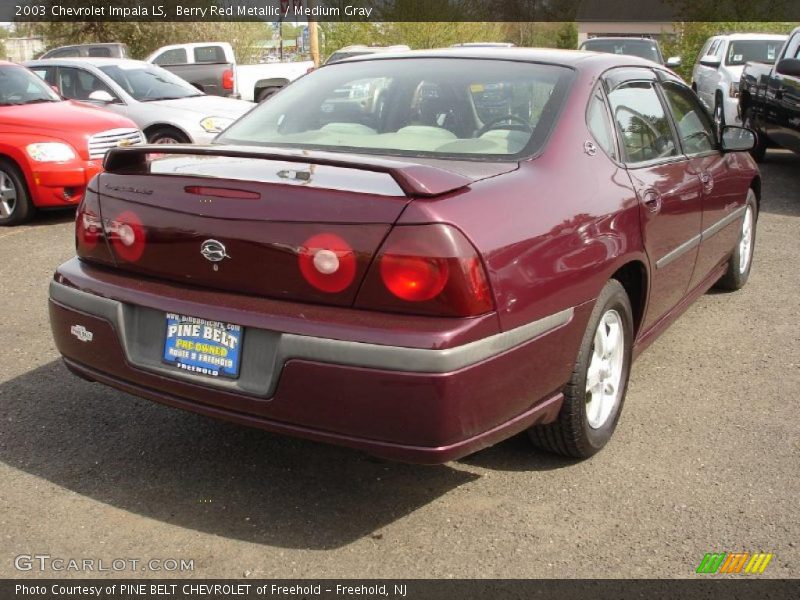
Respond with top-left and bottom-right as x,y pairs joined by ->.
709,33 -> 788,41
333,46 -> 658,71
581,37 -> 658,44
25,57 -> 148,68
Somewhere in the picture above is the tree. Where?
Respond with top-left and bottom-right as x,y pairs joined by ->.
16,21 -> 271,61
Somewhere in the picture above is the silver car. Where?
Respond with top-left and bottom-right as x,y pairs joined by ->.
25,58 -> 255,144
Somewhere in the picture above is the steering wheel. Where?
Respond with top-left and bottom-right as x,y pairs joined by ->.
478,114 -> 533,136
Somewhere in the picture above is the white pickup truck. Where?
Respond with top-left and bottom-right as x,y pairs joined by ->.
146,42 -> 313,103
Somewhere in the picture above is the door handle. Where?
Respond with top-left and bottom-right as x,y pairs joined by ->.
642,189 -> 662,213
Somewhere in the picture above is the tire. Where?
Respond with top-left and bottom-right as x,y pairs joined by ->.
742,109 -> 767,162
256,86 -> 280,103
529,280 -> 634,458
0,158 -> 34,226
715,189 -> 758,291
146,127 -> 190,144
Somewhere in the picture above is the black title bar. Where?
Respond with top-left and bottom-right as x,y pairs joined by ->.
4,0 -> 800,22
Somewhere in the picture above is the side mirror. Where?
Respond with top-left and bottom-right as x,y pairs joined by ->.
721,125 -> 756,152
775,57 -> 800,78
88,90 -> 115,103
699,54 -> 721,68
666,56 -> 682,68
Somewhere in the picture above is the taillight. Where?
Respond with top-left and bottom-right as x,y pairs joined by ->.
298,233 -> 357,293
222,69 -> 234,91
380,255 -> 449,301
356,224 -> 493,317
107,210 -> 146,263
75,187 -> 114,265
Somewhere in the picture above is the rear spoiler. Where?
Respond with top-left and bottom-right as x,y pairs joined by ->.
103,144 -> 474,198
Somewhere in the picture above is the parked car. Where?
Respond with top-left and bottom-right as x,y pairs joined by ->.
145,42 -> 313,102
40,43 -> 129,59
0,61 -> 143,226
25,58 -> 254,144
48,49 -> 759,463
579,37 -> 681,68
691,33 -> 787,130
739,26 -> 800,160
325,45 -> 411,65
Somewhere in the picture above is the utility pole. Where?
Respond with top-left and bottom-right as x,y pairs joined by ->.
309,19 -> 319,67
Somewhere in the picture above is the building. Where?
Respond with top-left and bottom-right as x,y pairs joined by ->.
4,36 -> 45,62
576,0 -> 676,45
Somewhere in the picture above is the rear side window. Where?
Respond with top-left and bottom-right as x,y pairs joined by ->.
607,80 -> 678,164
88,47 -> 112,57
587,87 -> 617,160
153,48 -> 187,66
194,46 -> 226,63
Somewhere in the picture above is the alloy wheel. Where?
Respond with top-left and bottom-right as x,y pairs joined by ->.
739,205 -> 754,275
585,309 -> 625,429
0,169 -> 18,219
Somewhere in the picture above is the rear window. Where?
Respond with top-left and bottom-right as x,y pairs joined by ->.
725,40 -> 785,65
194,46 -> 226,63
217,58 -> 573,160
582,39 -> 662,63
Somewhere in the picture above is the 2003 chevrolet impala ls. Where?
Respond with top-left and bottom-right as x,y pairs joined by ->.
49,48 -> 760,463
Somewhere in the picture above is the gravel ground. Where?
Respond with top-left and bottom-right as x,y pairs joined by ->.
0,152 -> 797,579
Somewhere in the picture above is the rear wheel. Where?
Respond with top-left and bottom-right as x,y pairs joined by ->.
715,189 -> 758,291
528,280 -> 633,458
256,86 -> 280,103
147,127 -> 190,144
0,159 -> 34,226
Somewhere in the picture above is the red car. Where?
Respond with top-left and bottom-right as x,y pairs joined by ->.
48,49 -> 759,462
0,61 -> 143,225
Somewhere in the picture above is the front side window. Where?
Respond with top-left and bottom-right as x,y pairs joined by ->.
607,79 -> 678,164
217,58 -> 573,159
57,67 -> 116,102
661,81 -> 717,154
98,63 -> 201,101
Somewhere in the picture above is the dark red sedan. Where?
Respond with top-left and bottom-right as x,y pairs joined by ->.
48,48 -> 760,463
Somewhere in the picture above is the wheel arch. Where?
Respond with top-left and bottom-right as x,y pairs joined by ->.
0,147 -> 35,203
254,77 -> 289,95
143,123 -> 191,143
609,260 -> 648,337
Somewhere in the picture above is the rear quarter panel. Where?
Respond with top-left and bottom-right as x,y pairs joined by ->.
398,68 -> 648,335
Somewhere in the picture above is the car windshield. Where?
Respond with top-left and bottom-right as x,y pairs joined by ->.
325,51 -> 376,64
217,58 -> 573,159
98,63 -> 202,101
725,40 -> 785,65
582,39 -> 662,63
0,65 -> 61,106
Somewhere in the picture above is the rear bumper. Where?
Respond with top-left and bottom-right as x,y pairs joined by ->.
30,160 -> 102,208
49,265 -> 587,463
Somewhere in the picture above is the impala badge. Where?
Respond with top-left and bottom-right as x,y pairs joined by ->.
200,239 -> 230,264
